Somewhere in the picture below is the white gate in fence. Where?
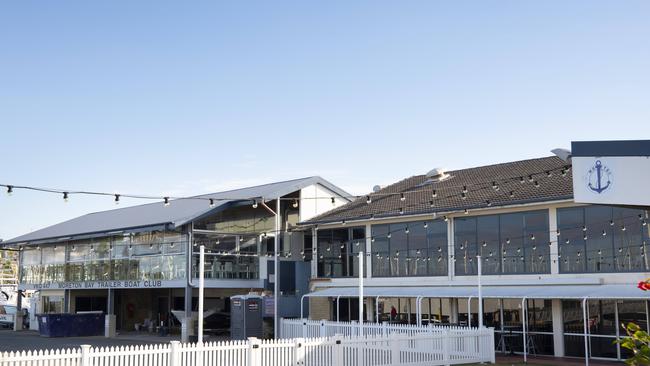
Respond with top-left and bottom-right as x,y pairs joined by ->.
0,331 -> 495,366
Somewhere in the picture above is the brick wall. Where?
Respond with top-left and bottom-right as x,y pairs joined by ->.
308,297 -> 331,321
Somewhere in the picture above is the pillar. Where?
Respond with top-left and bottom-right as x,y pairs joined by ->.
552,299 -> 565,357
181,284 -> 195,342
13,290 -> 23,331
450,298 -> 459,324
105,289 -> 116,338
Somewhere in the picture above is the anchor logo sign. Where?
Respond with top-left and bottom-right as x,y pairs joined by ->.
587,160 -> 612,194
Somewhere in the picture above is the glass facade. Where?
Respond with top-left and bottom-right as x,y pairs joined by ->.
370,219 -> 448,277
191,234 -> 260,279
454,210 -> 550,275
557,206 -> 649,273
20,230 -> 187,284
317,227 -> 366,278
563,299 -> 649,360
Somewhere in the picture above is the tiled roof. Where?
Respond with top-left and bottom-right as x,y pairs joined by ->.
304,156 -> 573,224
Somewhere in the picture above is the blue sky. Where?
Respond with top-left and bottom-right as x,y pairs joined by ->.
1,1 -> 649,239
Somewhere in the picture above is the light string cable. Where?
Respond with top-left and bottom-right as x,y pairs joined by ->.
0,164 -> 571,206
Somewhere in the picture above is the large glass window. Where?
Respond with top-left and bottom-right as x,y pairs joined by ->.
317,227 -> 366,278
19,229 -> 188,284
455,210 -> 550,275
557,206 -> 649,273
562,299 -> 649,360
370,219 -> 448,277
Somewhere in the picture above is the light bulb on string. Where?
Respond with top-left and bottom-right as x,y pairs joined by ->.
399,208 -> 404,215
163,197 -> 170,207
534,181 -> 540,188
509,191 -> 514,198
252,200 -> 258,209
400,193 -> 405,201
6,185 -> 13,196
209,199 -> 215,208
423,222 -> 428,229
519,177 -> 525,184
431,190 -> 437,198
63,192 -> 69,202
331,197 -> 335,205
366,196 -> 372,204
114,194 -> 120,205
292,199 -> 299,208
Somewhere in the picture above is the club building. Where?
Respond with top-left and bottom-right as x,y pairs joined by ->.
300,153 -> 650,362
0,177 -> 351,339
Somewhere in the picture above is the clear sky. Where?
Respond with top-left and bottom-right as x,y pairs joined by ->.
1,1 -> 649,240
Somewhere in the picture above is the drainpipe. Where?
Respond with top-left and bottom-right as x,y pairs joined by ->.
336,295 -> 341,321
375,296 -> 380,323
582,297 -> 589,366
300,294 -> 307,319
416,296 -> 423,325
522,297 -> 528,363
467,296 -> 473,327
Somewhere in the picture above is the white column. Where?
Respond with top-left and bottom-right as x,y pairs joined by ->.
552,299 -> 565,357
311,227 -> 318,279
274,197 -> 281,338
447,217 -> 455,281
365,223 -> 373,279
198,245 -> 205,344
549,207 -> 560,275
478,255 -> 483,328
359,251 -> 364,336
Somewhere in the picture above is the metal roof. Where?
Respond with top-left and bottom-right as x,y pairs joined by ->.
4,176 -> 350,245
305,284 -> 650,300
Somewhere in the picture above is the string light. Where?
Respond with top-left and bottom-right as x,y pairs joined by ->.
292,199 -> 299,208
252,200 -> 258,208
431,190 -> 437,198
400,193 -> 405,201
331,197 -> 335,205
534,181 -> 540,188
366,196 -> 372,204
114,194 -> 120,205
399,208 -> 404,215
6,185 -> 13,196
163,197 -> 170,206
209,199 -> 215,208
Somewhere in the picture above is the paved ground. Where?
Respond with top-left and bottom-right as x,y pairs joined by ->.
0,330 -> 183,352
487,354 -> 623,365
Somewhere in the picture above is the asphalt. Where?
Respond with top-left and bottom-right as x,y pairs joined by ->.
0,329 -> 182,352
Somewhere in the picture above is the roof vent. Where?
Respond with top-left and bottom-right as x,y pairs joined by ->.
425,168 -> 450,183
372,185 -> 382,193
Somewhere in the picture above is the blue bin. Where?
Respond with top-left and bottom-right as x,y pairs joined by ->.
37,313 -> 104,337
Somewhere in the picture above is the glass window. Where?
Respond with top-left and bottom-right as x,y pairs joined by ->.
558,206 -> 649,273
371,225 -> 390,277
316,227 -> 365,278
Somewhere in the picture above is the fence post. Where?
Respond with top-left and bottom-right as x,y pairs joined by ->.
390,336 -> 400,366
382,322 -> 387,337
80,345 -> 91,366
442,329 -> 450,366
293,337 -> 305,366
320,320 -> 326,337
333,335 -> 344,366
169,341 -> 180,366
248,337 -> 262,366
488,328 -> 496,364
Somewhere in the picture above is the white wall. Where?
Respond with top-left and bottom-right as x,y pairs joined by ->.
299,184 -> 349,222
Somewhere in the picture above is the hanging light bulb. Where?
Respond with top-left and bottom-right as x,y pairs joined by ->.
399,192 -> 405,202
582,225 -> 587,232
163,197 -> 170,206
63,192 -> 69,202
216,239 -> 220,245
482,241 -> 487,247
609,220 -> 614,226
438,247 -> 442,252
405,227 -> 410,234
371,237 -> 375,243
331,197 -> 335,205
621,225 -> 627,232
432,190 -> 437,198
461,192 -> 467,200
443,216 -> 449,222
506,238 -> 511,244
209,199 -> 215,208
546,171 -> 552,177
399,208 -> 404,215
292,199 -> 299,208
519,176 -> 525,184
252,200 -> 258,208
602,230 -> 607,236
423,222 -> 428,229
565,238 -> 570,244
597,249 -> 602,255
528,175 -> 534,182
462,186 -> 467,193
114,194 -> 121,205
366,196 -> 372,204
6,185 -> 13,196
583,234 -> 588,240
509,191 -> 514,198
486,200 -> 492,207
429,200 -> 434,207
534,181 -> 540,188
561,169 -> 567,177
464,209 -> 469,215
530,234 -> 536,241
532,245 -> 537,251
492,182 -> 498,190
387,233 -> 392,239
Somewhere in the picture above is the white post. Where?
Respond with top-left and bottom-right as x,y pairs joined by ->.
582,298 -> 589,366
170,341 -> 180,366
359,250 -> 364,337
522,297 -> 527,363
198,245 -> 205,344
477,255 -> 483,329
274,197 -> 281,339
80,344 -> 91,366
467,297 -> 472,327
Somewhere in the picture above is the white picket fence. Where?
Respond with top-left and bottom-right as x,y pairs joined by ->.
0,331 -> 495,366
280,318 -> 480,339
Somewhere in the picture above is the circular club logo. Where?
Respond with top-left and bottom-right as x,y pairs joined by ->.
586,160 -> 612,194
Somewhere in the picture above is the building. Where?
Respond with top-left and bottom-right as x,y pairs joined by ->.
299,156 -> 650,362
0,177 -> 351,339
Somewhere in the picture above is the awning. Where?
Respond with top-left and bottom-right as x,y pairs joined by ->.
305,284 -> 650,300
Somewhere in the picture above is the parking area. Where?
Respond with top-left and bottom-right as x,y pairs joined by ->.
0,330 -> 182,352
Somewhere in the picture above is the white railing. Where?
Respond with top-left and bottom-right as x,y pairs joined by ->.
280,318 -> 479,339
0,332 -> 495,366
